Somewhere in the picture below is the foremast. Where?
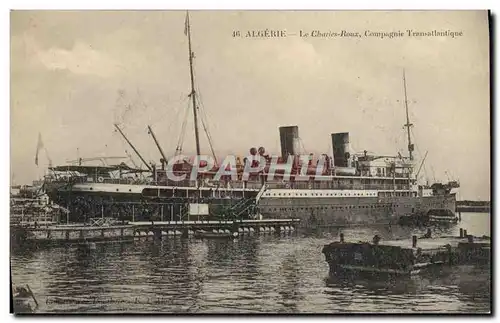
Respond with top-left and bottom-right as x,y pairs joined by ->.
185,11 -> 201,157
402,70 -> 414,161
402,70 -> 416,194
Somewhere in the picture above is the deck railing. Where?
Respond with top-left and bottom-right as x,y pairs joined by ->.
45,174 -> 413,191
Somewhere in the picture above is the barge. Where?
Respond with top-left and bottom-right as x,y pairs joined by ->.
322,229 -> 490,277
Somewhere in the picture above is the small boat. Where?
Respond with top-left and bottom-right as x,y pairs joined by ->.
12,284 -> 38,313
194,231 -> 237,239
426,209 -> 459,224
398,209 -> 458,226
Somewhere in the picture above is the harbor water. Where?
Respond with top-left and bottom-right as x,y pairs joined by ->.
11,212 -> 490,313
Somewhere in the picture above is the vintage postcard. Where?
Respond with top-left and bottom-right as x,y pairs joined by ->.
10,10 -> 491,314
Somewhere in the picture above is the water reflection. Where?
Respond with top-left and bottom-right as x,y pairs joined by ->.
276,254 -> 303,312
10,213 -> 491,313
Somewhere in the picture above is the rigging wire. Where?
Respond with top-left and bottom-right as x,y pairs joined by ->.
147,94 -> 191,159
111,128 -> 141,171
196,92 -> 214,143
196,92 -> 218,164
175,99 -> 191,156
148,94 -> 190,128
145,94 -> 190,158
125,150 -> 139,169
299,138 -> 307,154
192,64 -> 218,163
410,127 -> 429,183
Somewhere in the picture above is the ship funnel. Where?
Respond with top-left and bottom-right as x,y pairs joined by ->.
331,132 -> 350,167
279,126 -> 299,159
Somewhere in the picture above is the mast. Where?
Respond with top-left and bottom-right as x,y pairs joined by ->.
114,124 -> 152,171
185,11 -> 201,157
403,70 -> 414,161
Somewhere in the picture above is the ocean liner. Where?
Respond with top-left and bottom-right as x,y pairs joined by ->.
41,12 -> 459,226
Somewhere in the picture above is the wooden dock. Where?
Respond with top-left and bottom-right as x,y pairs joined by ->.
11,218 -> 300,246
322,229 -> 490,276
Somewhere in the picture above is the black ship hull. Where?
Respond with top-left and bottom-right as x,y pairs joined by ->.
259,192 -> 456,227
45,183 -> 259,223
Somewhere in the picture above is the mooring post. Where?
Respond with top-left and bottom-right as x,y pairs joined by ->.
459,228 -> 464,238
340,233 -> 344,243
412,235 -> 417,248
154,229 -> 162,240
232,222 -> 240,235
464,229 -> 468,237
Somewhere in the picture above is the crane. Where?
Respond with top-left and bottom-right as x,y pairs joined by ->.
147,125 -> 168,167
114,124 -> 152,172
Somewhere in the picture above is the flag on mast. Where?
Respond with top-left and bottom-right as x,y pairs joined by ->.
35,133 -> 44,166
184,11 -> 189,36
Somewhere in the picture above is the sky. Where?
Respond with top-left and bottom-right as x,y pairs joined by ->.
10,10 -> 490,200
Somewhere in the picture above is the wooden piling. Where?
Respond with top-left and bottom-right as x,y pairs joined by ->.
412,235 -> 417,248
13,218 -> 300,245
459,228 -> 464,238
